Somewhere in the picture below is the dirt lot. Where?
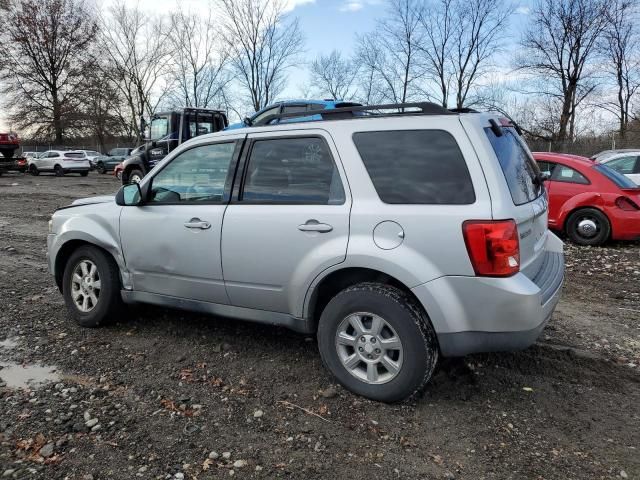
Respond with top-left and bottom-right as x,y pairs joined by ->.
0,172 -> 638,480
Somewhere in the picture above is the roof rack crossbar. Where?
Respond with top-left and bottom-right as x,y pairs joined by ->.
254,101 -> 455,126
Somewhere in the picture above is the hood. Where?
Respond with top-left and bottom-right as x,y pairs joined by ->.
71,195 -> 115,206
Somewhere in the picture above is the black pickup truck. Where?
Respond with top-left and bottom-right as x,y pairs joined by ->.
121,107 -> 228,184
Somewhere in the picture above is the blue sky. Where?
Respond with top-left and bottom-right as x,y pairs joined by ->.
0,0 -> 534,130
280,0 -> 533,97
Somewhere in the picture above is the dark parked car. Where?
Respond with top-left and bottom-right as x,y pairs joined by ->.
94,148 -> 134,174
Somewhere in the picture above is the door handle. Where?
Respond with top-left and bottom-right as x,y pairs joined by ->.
298,220 -> 333,233
184,218 -> 211,230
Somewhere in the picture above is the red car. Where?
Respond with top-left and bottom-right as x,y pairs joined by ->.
113,162 -> 124,180
534,152 -> 640,245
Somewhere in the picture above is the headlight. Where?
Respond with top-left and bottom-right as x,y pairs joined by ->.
48,219 -> 53,233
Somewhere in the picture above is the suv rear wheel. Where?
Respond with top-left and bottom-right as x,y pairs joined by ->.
566,208 -> 610,246
317,282 -> 438,402
62,246 -> 124,327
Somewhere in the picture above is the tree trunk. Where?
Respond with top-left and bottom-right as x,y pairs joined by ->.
52,90 -> 63,144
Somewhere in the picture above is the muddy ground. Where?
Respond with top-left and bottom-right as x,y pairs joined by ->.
0,172 -> 638,480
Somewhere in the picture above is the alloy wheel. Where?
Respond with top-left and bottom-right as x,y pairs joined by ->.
335,312 -> 404,384
70,259 -> 101,313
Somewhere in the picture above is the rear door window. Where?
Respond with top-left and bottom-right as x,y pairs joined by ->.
485,127 -> 542,205
551,165 -> 590,185
241,137 -> 345,205
352,130 -> 475,204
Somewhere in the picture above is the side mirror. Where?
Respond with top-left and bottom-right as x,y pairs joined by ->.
243,117 -> 252,126
115,183 -> 143,206
539,172 -> 550,182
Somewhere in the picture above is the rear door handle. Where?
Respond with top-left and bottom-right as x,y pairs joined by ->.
184,218 -> 211,230
298,220 -> 333,233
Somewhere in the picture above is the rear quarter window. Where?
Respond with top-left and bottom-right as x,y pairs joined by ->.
352,130 -> 475,204
485,127 -> 542,205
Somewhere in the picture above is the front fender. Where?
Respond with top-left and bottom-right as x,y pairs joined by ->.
49,210 -> 131,289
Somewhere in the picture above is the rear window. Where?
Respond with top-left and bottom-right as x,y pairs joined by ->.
594,164 -> 638,189
352,130 -> 475,204
66,152 -> 85,159
485,127 -> 542,205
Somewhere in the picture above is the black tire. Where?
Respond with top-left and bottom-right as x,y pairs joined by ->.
62,245 -> 125,328
566,208 -> 610,246
29,164 -> 39,176
54,164 -> 64,177
317,282 -> 438,403
128,168 -> 144,184
96,162 -> 106,174
80,171 -> 88,177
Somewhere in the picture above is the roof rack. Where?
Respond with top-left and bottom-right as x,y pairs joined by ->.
254,101 -> 456,127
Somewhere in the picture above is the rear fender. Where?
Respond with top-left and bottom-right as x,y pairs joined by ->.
557,193 -> 605,229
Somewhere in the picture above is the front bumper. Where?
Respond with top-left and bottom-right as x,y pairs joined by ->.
412,235 -> 565,357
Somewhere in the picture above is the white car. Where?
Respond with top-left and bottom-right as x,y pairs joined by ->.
599,151 -> 640,185
28,150 -> 91,177
76,150 -> 103,168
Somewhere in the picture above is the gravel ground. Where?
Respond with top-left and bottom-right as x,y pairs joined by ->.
0,172 -> 638,480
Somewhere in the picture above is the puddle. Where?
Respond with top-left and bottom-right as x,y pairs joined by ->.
0,338 -> 18,349
0,362 -> 60,389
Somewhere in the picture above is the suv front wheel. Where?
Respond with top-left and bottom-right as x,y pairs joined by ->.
62,246 -> 124,327
317,283 -> 438,402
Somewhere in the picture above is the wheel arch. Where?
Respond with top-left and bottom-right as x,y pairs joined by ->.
53,236 -> 126,292
556,193 -> 607,231
304,267 -> 426,331
562,205 -> 610,235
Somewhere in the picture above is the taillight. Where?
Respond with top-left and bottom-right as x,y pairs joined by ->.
615,196 -> 640,211
462,220 -> 520,277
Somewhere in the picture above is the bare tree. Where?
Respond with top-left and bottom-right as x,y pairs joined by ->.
353,35 -> 388,104
167,7 -> 232,109
598,0 -> 640,137
452,0 -> 514,109
516,0 -> 607,141
99,1 -> 172,141
355,0 -> 426,104
218,0 -> 304,112
79,72 -> 129,150
418,0 -> 455,107
309,50 -> 359,100
0,0 -> 98,142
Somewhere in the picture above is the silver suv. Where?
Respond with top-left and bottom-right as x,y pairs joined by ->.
47,103 -> 564,402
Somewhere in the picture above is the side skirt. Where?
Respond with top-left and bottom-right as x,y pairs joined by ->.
120,290 -> 315,334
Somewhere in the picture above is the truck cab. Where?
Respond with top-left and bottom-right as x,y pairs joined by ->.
121,107 -> 228,184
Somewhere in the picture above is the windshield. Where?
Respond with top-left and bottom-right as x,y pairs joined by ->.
150,117 -> 169,140
594,164 -> 638,189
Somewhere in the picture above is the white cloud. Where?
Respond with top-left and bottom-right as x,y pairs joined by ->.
283,0 -> 316,12
515,5 -> 531,15
339,0 -> 381,12
340,1 -> 364,11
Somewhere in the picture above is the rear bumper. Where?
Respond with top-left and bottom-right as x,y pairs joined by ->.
412,233 -> 565,357
610,210 -> 640,240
